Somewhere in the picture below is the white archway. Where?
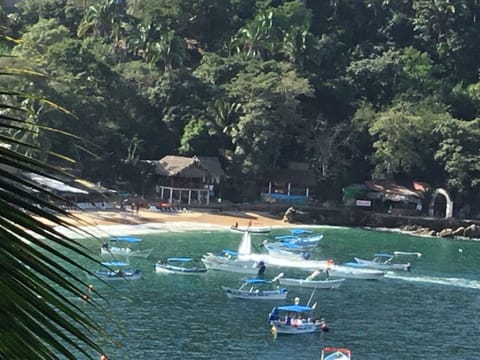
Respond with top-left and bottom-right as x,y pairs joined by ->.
428,188 -> 453,218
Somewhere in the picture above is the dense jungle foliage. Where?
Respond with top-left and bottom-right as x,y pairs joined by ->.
2,0 -> 480,215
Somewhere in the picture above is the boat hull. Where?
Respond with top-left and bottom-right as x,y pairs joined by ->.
279,277 -> 344,289
264,244 -> 310,260
329,265 -> 385,280
101,247 -> 153,258
353,257 -> 411,271
201,254 -> 260,274
222,286 -> 287,300
270,320 -> 322,334
230,226 -> 271,234
94,269 -> 142,280
155,264 -> 207,274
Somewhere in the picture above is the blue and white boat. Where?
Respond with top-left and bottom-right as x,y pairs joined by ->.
101,236 -> 153,258
155,257 -> 207,274
222,274 -> 287,300
321,347 -> 352,360
268,301 -> 328,335
274,228 -> 323,251
94,261 -> 142,280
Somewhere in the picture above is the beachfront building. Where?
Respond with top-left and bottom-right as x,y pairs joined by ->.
260,162 -> 316,205
144,155 -> 225,206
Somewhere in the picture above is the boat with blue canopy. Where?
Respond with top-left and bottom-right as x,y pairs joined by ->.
222,273 -> 287,300
268,299 -> 328,335
155,257 -> 207,274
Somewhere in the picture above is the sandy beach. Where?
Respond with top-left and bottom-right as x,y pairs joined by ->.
51,207 -> 289,238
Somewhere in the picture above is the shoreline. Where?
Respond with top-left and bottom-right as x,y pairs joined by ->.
45,207 -> 480,241
50,207 -> 291,238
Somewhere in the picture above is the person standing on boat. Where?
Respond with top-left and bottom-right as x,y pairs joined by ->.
257,260 -> 266,275
285,313 -> 292,325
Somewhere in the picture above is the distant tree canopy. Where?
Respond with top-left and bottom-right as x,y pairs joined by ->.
3,0 -> 480,212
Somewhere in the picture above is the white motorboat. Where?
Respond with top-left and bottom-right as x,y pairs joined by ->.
230,225 -> 271,234
100,236 -> 153,258
279,271 -> 344,289
155,257 -> 207,274
201,250 -> 263,275
236,231 -> 330,271
222,274 -> 287,300
328,265 -> 385,280
349,253 -> 412,271
321,347 -> 352,360
268,299 -> 329,335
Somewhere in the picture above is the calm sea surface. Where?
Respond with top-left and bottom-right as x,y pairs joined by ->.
77,227 -> 480,359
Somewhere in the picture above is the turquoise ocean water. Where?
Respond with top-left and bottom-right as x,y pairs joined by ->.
77,226 -> 480,359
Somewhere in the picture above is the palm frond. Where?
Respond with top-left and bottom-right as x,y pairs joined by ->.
0,61 -> 112,359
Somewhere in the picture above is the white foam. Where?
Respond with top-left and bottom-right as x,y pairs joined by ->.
52,222 -> 226,239
386,272 -> 480,290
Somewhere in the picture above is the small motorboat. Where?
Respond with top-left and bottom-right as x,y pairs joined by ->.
94,261 -> 142,280
328,265 -> 385,280
155,257 -> 207,274
100,236 -> 153,258
268,297 -> 329,335
279,270 -> 345,289
222,273 -> 287,300
346,253 -> 413,272
201,250 -> 263,274
230,224 -> 271,234
321,347 -> 352,360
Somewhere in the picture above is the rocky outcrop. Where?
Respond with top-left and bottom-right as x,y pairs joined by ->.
215,203 -> 480,240
276,206 -> 480,240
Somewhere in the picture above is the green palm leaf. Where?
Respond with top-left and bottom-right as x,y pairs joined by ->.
0,63 -> 110,359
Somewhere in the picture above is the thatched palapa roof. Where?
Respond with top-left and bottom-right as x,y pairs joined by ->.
153,155 -> 225,178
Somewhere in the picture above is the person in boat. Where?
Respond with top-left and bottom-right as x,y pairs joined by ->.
115,269 -> 124,277
285,313 -> 292,325
315,317 -> 329,332
257,261 -> 266,275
